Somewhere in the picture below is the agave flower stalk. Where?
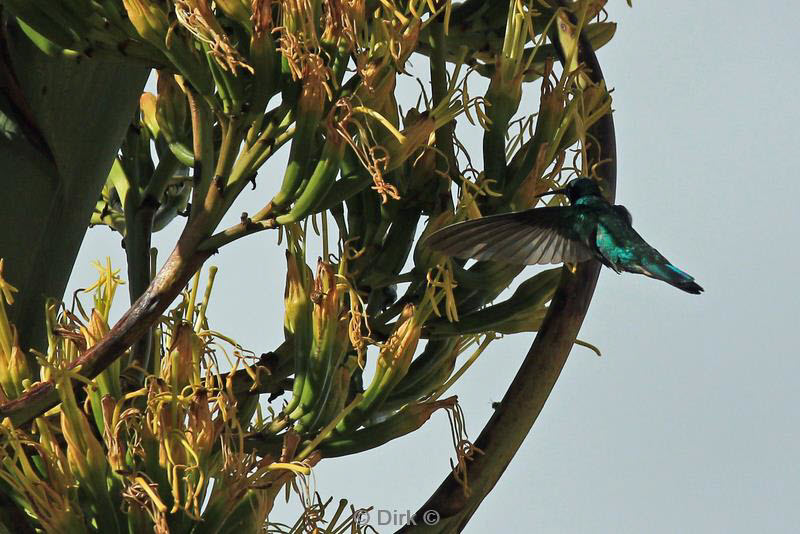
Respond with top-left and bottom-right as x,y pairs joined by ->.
154,72 -> 193,165
245,13 -> 281,128
336,302 -> 429,433
275,117 -> 348,225
425,267 -> 562,338
271,55 -> 329,209
163,322 -> 204,393
381,338 -> 460,412
482,0 -> 537,202
83,309 -> 122,430
280,234 -> 314,419
293,261 -> 350,433
320,396 -> 458,457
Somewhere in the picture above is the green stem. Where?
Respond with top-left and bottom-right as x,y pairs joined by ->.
144,148 -> 180,200
186,89 -> 215,221
123,188 -> 157,372
428,18 -> 458,182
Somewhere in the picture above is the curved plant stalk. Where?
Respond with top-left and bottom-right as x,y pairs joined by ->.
397,5 -> 618,532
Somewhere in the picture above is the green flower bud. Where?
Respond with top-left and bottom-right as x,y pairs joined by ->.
122,0 -> 169,47
155,72 -> 191,144
139,92 -> 160,138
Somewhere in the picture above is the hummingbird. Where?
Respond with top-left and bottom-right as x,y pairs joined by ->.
425,178 -> 703,294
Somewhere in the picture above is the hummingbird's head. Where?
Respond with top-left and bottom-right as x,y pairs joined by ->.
537,177 -> 603,203
563,178 -> 603,202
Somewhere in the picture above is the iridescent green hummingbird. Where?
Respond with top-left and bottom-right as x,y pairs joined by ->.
425,177 -> 703,294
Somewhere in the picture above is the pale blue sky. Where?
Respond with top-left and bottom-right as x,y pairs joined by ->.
69,2 -> 800,532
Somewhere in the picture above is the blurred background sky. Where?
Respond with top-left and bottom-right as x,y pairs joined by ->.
68,1 -> 800,532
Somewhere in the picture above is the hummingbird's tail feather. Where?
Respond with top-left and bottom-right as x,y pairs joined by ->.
638,259 -> 704,294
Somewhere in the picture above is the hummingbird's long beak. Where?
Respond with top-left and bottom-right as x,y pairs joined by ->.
535,188 -> 567,198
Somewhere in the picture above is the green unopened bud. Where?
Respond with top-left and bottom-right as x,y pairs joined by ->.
510,60 -> 566,207
122,0 -> 169,47
177,0 -> 253,74
271,57 -> 328,208
156,71 -> 190,143
404,137 -> 438,196
248,26 -> 280,115
284,250 -> 313,337
384,339 -> 459,410
282,244 -> 314,416
316,354 -> 358,425
143,378 -> 182,468
123,0 -> 214,95
292,260 -> 349,430
84,308 -> 122,403
485,61 -> 522,127
376,303 -> 422,382
298,57 -> 328,115
139,92 -> 160,138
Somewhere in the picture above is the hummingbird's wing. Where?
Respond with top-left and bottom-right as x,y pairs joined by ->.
424,207 -> 594,265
